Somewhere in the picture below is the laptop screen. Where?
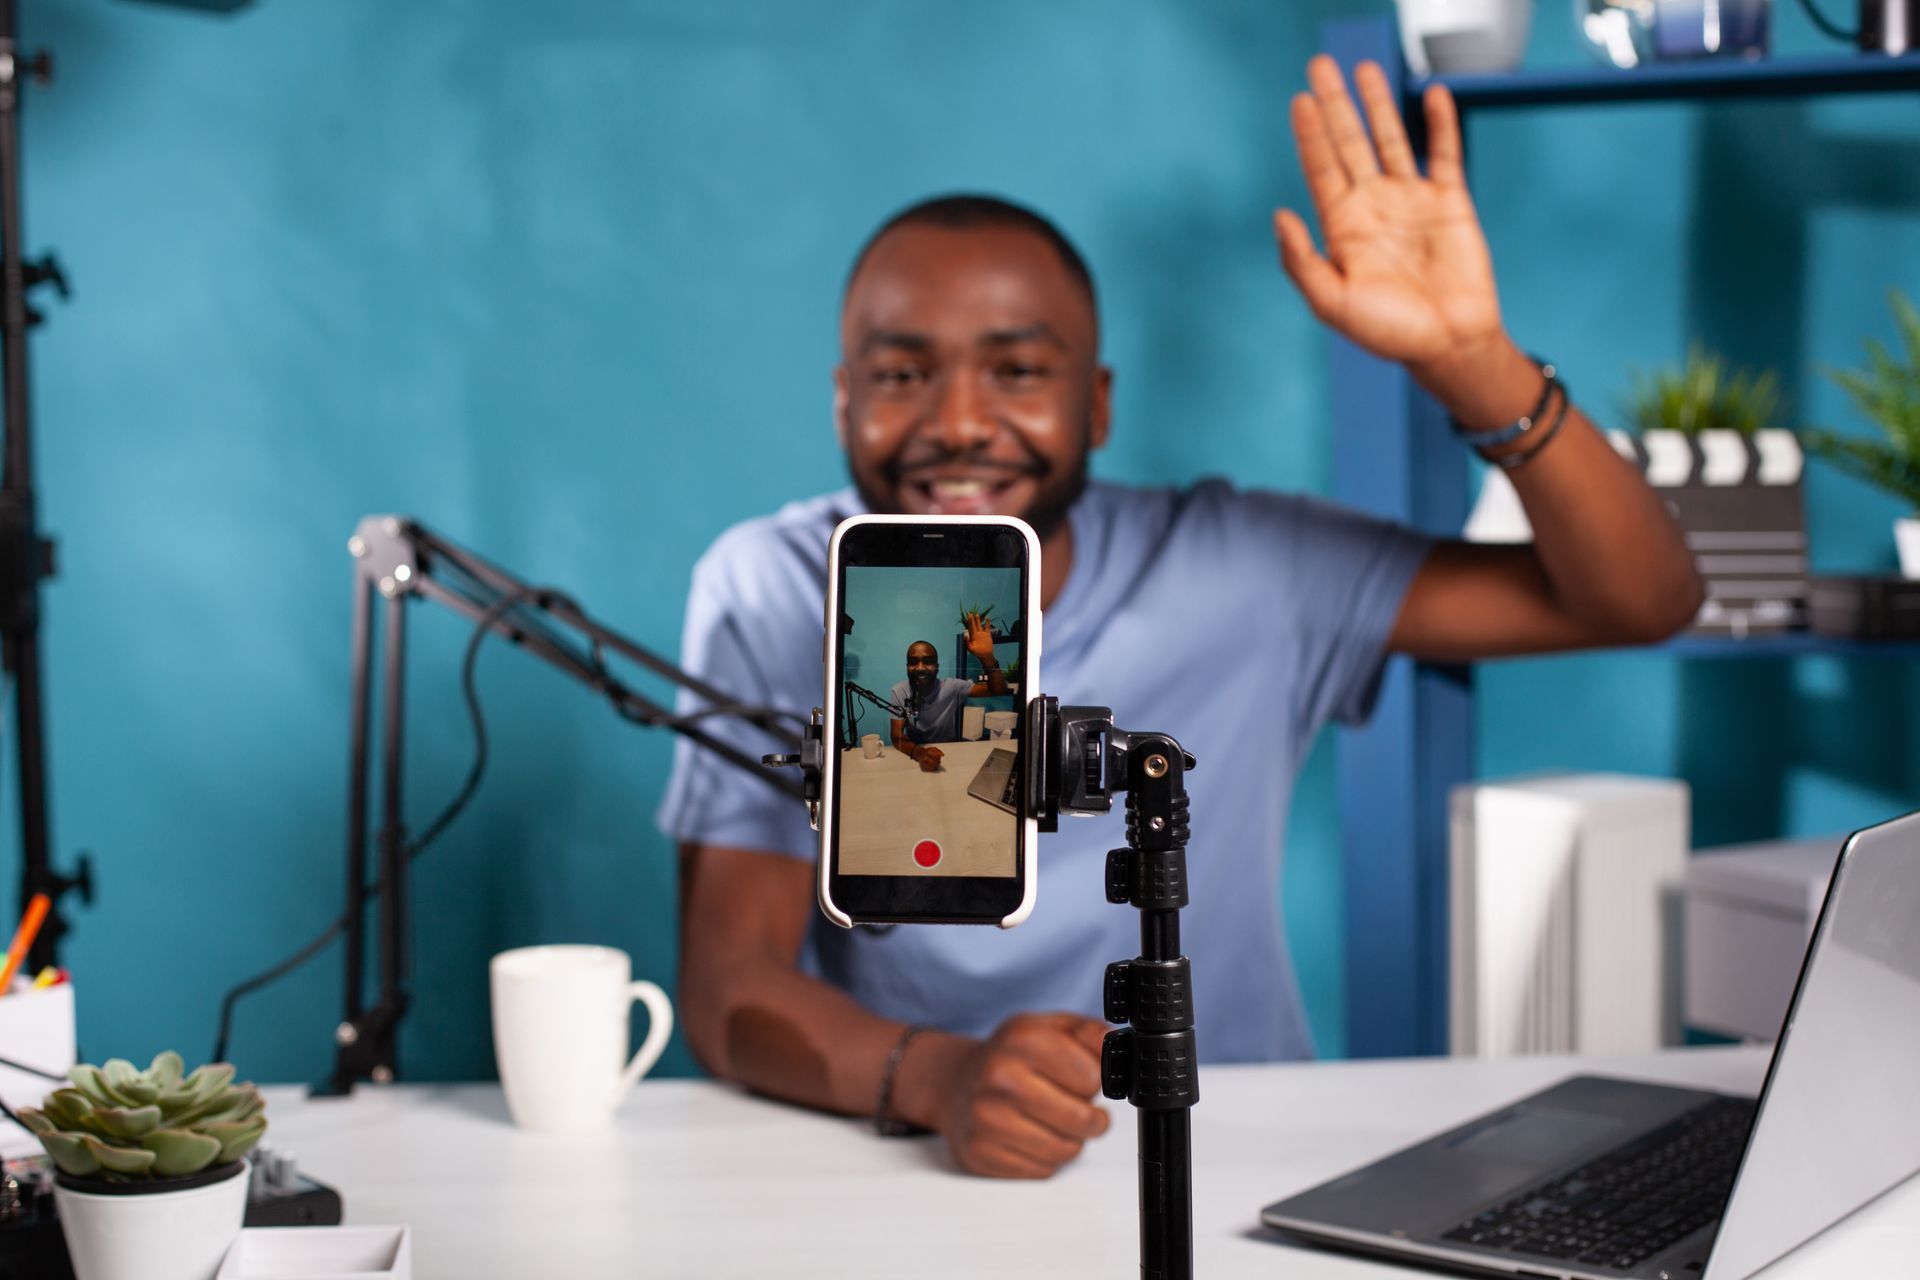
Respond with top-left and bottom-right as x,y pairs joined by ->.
1707,812 -> 1920,1280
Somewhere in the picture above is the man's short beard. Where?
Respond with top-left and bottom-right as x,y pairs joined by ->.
1018,458 -> 1088,543
848,421 -> 1093,542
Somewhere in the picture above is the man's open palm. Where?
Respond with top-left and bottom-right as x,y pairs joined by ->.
1275,56 -> 1503,369
964,611 -> 996,663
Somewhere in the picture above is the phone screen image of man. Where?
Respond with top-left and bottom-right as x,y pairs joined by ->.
838,565 -> 1022,878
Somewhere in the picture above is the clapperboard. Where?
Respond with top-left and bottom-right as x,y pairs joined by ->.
1465,428 -> 1808,637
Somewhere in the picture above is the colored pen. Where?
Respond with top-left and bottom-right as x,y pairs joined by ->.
30,965 -> 59,990
0,894 -> 51,995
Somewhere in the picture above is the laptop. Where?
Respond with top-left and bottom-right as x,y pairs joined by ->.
966,747 -> 1020,814
1261,808 -> 1920,1280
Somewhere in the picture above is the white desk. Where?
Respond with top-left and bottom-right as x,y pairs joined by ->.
837,738 -> 1016,876
265,1048 -> 1915,1278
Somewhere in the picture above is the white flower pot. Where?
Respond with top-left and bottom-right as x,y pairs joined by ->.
1898,518 -> 1920,580
54,1161 -> 249,1280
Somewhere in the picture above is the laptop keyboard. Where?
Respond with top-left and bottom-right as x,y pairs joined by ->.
1440,1095 -> 1755,1274
998,760 -> 1019,809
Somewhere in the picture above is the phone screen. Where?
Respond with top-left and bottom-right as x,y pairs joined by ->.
825,519 -> 1032,924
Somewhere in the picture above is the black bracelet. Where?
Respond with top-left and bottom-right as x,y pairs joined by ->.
1487,380 -> 1570,471
874,1022 -> 933,1136
1451,356 -> 1559,450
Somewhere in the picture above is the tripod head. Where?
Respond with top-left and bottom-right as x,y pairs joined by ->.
767,696 -> 1194,834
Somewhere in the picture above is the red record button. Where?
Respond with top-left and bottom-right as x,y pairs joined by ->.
912,839 -> 942,869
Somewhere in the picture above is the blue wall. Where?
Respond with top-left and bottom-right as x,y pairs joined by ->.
843,565 -> 1022,689
13,0 -> 1917,1083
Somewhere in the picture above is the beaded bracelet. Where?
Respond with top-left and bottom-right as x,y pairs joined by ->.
1450,357 -> 1560,451
1487,379 -> 1570,472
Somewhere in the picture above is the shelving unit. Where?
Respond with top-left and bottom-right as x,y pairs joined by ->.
1320,17 -> 1920,1059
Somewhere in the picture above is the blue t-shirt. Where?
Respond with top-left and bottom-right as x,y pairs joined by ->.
888,677 -> 977,743
656,480 -> 1430,1062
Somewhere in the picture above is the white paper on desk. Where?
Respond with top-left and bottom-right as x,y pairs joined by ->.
0,981 -> 76,1158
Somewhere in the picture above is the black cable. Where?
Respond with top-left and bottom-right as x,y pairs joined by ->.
0,1051 -> 65,1081
210,917 -> 344,1063
0,1051 -> 62,1135
211,585 -> 557,1065
209,580 -> 808,1066
1797,0 -> 1858,41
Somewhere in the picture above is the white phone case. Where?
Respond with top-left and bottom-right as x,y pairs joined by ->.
817,513 -> 1041,930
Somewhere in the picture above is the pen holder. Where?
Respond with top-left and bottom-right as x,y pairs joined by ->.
0,977 -> 76,1114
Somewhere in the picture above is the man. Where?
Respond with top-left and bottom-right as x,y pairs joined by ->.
890,613 -> 1005,772
658,59 -> 1702,1180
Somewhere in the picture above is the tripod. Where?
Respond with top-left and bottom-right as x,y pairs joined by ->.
773,697 -> 1201,1278
0,0 -> 86,973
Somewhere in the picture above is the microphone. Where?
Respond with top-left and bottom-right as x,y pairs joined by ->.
845,682 -> 907,718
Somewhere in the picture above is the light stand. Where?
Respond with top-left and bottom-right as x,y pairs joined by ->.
770,698 -> 1201,1280
0,0 -> 87,974
329,514 -> 803,1094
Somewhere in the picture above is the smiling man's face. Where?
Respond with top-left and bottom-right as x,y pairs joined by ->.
905,641 -> 939,692
835,222 -> 1110,539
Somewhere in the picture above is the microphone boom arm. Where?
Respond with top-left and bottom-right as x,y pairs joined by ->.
330,514 -> 804,1094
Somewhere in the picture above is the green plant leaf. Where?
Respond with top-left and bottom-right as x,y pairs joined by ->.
1804,290 -> 1920,512
80,1133 -> 158,1177
1622,344 -> 1784,436
41,1088 -> 92,1128
88,1105 -> 163,1141
1800,427 -> 1920,512
65,1064 -> 112,1105
147,1051 -> 184,1090
16,1108 -> 53,1137
141,1128 -> 223,1178
38,1132 -> 100,1177
205,1117 -> 269,1165
98,1059 -> 160,1107
180,1063 -> 237,1103
167,1082 -> 262,1130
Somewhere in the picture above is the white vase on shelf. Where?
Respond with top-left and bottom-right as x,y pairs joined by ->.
1394,0 -> 1533,75
1896,517 -> 1920,580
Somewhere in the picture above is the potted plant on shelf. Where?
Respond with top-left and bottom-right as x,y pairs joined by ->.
18,1051 -> 267,1280
1800,291 -> 1920,579
1620,345 -> 1808,637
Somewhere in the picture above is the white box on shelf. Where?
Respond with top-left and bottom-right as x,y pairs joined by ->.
1450,774 -> 1689,1058
216,1225 -> 411,1280
1684,835 -> 1841,1042
0,978 -> 75,1154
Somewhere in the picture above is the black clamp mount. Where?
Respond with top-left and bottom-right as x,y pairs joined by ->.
769,696 -> 1200,1279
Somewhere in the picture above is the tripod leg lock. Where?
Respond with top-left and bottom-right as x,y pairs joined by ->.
1103,957 -> 1193,1033
1100,1027 -> 1199,1110
1104,846 -> 1189,910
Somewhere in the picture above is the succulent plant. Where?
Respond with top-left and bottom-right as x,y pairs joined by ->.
1623,343 -> 1786,437
17,1052 -> 267,1181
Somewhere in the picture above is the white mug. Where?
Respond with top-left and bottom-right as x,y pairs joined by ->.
490,945 -> 673,1133
861,732 -> 882,758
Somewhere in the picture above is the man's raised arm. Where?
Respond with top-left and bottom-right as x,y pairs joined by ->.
963,610 -> 1010,696
1276,56 -> 1703,660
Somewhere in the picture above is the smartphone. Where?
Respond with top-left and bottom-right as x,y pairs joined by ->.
818,514 -> 1041,928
